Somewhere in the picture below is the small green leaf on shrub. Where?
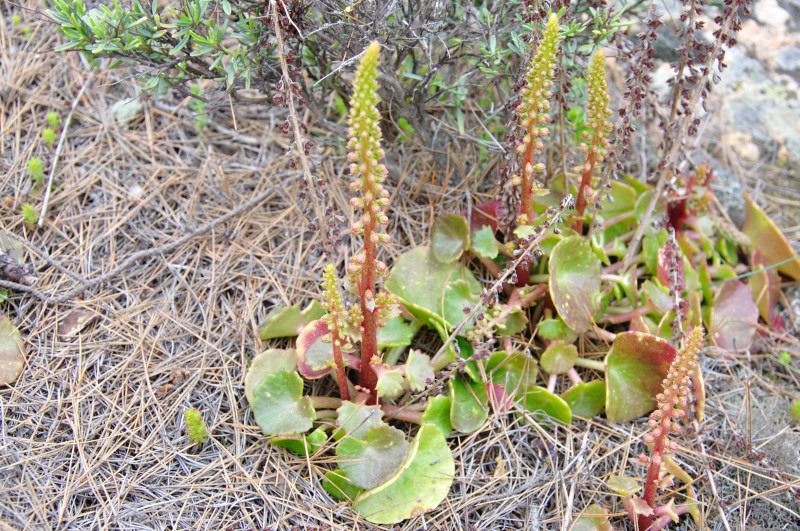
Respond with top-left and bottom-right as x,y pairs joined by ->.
184,408 -> 208,444
449,377 -> 488,433
322,469 -> 363,501
431,214 -> 470,263
605,332 -> 676,422
259,300 -> 325,340
337,425 -> 410,489
521,386 -> 572,424
0,315 -> 25,385
562,381 -> 606,418
270,428 -> 326,456
245,348 -> 297,402
421,395 -> 452,437
353,424 -> 454,524
471,225 -> 500,259
549,236 -> 602,334
250,370 -> 315,436
335,401 -> 384,440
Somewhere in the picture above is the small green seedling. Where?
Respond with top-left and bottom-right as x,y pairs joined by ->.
184,408 -> 208,444
21,204 -> 39,226
46,112 -> 61,128
42,128 -> 57,147
188,85 -> 208,130
27,158 -> 45,187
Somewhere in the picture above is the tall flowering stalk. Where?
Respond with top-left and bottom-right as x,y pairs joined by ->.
345,42 -> 395,402
515,14 -> 561,225
321,264 -> 352,401
574,50 -> 612,225
630,326 -> 704,530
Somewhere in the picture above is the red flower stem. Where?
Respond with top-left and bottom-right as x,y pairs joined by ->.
329,325 -> 351,401
520,138 -> 537,223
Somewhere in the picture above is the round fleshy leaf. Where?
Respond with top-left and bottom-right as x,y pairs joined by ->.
353,424 -> 454,524
607,475 -> 641,497
643,280 -> 673,315
375,366 -> 406,399
250,370 -> 315,436
245,349 -> 297,402
0,315 -> 24,385
549,236 -> 602,334
322,469 -> 363,501
270,428 -> 326,456
377,317 -> 418,349
404,350 -> 434,392
337,424 -> 410,489
449,377 -> 488,433
471,225 -> 501,259
494,306 -> 528,336
385,246 -> 481,331
521,386 -> 572,424
421,395 -> 452,437
536,318 -> 578,343
259,300 -> 325,340
743,193 -> 800,280
562,381 -> 606,418
487,351 -> 537,398
605,332 -> 677,423
572,503 -> 612,531
540,342 -> 579,375
296,319 -> 334,378
748,249 -> 781,328
432,214 -> 470,263
335,401 -> 384,441
710,280 -> 759,351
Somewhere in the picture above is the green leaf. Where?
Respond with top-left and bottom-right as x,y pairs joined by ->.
259,300 -> 325,340
606,474 -> 641,497
540,342 -> 578,375
494,306 -> 527,336
572,503 -> 612,531
353,424 -> 454,524
377,317 -> 418,349
421,395 -> 452,437
742,194 -> 800,280
432,214 -> 470,263
322,469 -> 363,501
536,318 -> 578,343
521,386 -> 572,424
296,319 -> 334,379
270,428 -> 326,456
549,236 -> 602,334
404,350 -> 434,392
337,425 -> 410,489
221,0 -> 231,15
710,280 -> 759,351
605,332 -> 677,422
487,351 -> 537,398
562,381 -> 606,418
0,315 -> 24,385
471,225 -> 500,259
791,399 -> 800,421
376,366 -> 405,399
250,370 -> 315,436
184,408 -> 208,444
385,246 -> 481,331
335,401 -> 384,441
449,378 -> 488,433
245,348 -> 297,402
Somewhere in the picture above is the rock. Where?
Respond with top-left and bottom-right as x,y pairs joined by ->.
775,46 -> 800,78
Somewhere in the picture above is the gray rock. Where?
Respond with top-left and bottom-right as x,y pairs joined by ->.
775,45 -> 800,78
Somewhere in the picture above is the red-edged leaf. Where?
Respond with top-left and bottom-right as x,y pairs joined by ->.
549,236 -> 602,334
742,193 -> 800,280
710,280 -> 759,351
749,249 -> 781,329
605,332 -> 677,422
296,319 -> 334,378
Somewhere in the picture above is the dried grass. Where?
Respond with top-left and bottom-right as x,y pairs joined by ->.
1,4 -> 799,530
